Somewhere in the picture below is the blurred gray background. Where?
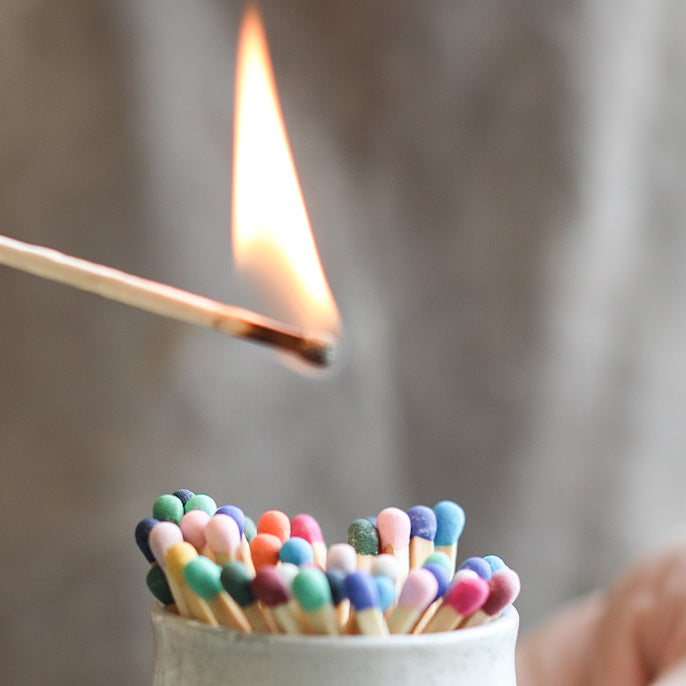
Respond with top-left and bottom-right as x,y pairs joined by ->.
1,1 -> 685,683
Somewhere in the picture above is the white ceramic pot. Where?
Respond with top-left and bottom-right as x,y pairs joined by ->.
150,603 -> 519,686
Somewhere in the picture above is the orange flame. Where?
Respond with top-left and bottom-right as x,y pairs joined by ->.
232,6 -> 340,336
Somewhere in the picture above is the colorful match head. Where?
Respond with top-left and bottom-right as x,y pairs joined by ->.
371,553 -> 400,582
484,554 -> 507,573
146,563 -> 174,605
325,569 -> 346,607
292,566 -> 333,611
422,561 -> 451,600
347,518 -> 379,557
250,532 -> 282,569
149,521 -> 184,569
183,555 -> 223,600
164,541 -> 199,581
215,505 -> 246,537
407,505 -> 437,542
343,571 -> 381,612
482,568 -> 521,617
257,510 -> 290,543
172,489 -> 195,506
459,556 -> 493,581
220,561 -> 256,607
251,566 -> 290,607
433,500 -> 466,546
326,543 -> 357,573
290,513 -> 324,546
376,507 -> 411,553
135,517 -> 159,563
276,562 -> 300,590
205,513 -> 241,563
374,575 -> 397,614
444,572 -> 490,616
243,515 -> 257,542
279,536 -> 314,566
397,568 -> 439,611
423,551 -> 453,573
180,509 -> 211,552
184,494 -> 217,516
152,494 -> 184,526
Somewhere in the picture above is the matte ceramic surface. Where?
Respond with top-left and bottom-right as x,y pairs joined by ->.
150,603 -> 519,686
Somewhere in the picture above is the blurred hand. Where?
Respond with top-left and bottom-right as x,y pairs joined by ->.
516,542 -> 686,686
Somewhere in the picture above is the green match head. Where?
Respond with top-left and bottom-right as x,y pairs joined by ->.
153,494 -> 184,525
183,556 -> 222,600
243,515 -> 257,542
220,561 -> 255,607
424,550 -> 453,572
146,564 -> 174,605
184,494 -> 217,516
347,518 -> 379,556
292,567 -> 332,611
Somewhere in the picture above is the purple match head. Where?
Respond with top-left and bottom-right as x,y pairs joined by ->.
279,536 -> 314,566
251,566 -> 290,607
422,561 -> 451,600
172,489 -> 195,506
433,500 -> 466,546
215,505 -> 246,536
344,571 -> 381,611
459,556 -> 493,580
407,505 -> 438,542
135,517 -> 159,562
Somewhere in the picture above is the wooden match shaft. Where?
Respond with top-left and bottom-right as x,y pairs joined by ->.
0,235 -> 337,367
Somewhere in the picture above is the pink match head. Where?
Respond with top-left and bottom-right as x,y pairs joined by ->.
326,543 -> 357,573
376,507 -> 411,551
482,568 -> 521,616
398,568 -> 439,611
180,509 -> 211,552
290,513 -> 324,544
445,574 -> 490,616
205,514 -> 241,557
371,554 -> 400,581
149,521 -> 183,569
257,510 -> 291,543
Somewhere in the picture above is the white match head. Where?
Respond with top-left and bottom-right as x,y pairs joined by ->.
326,542 -> 357,573
371,553 -> 400,581
149,521 -> 183,570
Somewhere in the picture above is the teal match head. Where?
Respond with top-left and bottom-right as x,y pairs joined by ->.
347,518 -> 379,556
433,500 -> 466,546
146,564 -> 174,605
423,551 -> 453,572
244,515 -> 257,543
484,554 -> 507,572
153,494 -> 184,525
184,556 -> 223,600
373,575 -> 396,613
184,494 -> 217,516
292,567 -> 333,611
220,561 -> 255,607
279,536 -> 314,566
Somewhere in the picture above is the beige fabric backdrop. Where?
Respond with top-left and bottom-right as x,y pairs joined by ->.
1,1 -> 685,683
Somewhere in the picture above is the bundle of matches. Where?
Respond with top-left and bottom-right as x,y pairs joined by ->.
135,490 -> 520,637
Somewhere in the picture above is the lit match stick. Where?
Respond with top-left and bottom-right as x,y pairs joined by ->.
0,234 -> 337,368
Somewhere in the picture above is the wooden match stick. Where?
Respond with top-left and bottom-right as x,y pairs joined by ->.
0,235 -> 337,367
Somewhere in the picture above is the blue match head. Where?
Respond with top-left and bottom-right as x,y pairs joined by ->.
325,569 -> 346,606
343,571 -> 381,611
433,500 -> 466,545
215,505 -> 246,536
422,561 -> 451,600
407,505 -> 438,541
364,515 -> 378,527
459,556 -> 493,580
484,554 -> 507,573
172,489 -> 195,506
279,536 -> 314,566
135,517 -> 159,562
373,575 -> 396,613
